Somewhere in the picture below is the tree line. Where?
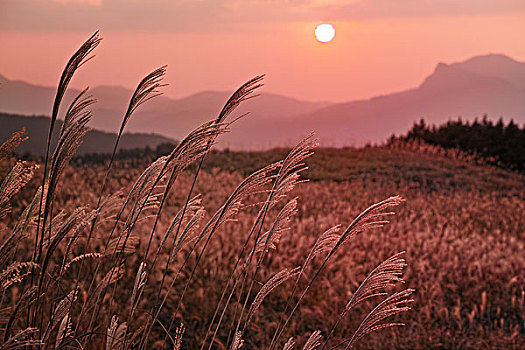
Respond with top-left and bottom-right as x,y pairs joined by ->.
393,117 -> 525,172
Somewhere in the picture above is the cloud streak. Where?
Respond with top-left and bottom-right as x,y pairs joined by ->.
1,0 -> 524,32
51,0 -> 102,6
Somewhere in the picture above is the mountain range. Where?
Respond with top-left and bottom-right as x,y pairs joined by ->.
1,53 -> 524,149
0,113 -> 176,156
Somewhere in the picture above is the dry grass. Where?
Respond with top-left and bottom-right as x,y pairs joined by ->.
2,145 -> 524,348
0,32 -> 422,349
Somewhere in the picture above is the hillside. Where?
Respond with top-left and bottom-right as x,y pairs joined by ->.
200,146 -> 525,195
0,112 -> 176,155
2,141 -> 523,349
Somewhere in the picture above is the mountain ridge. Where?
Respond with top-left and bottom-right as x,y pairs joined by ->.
1,54 -> 524,148
0,112 -> 176,156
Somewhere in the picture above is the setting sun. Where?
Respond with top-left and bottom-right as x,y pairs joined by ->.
315,23 -> 335,43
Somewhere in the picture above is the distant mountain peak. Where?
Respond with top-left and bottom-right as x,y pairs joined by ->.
90,85 -> 134,99
421,53 -> 525,91
433,62 -> 451,72
458,53 -> 521,66
450,54 -> 525,88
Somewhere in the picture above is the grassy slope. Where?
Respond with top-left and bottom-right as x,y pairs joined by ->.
197,147 -> 525,349
2,145 -> 523,349
203,146 -> 524,194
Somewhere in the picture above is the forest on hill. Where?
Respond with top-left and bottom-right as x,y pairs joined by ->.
392,117 -> 525,172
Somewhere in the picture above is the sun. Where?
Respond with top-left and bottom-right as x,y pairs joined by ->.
315,23 -> 335,43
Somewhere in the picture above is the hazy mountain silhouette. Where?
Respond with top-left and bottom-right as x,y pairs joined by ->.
0,113 -> 176,156
449,54 -> 525,89
0,74 -> 330,148
1,54 -> 524,148
274,54 -> 525,147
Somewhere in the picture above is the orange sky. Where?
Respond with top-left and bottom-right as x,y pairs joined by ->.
1,1 -> 524,102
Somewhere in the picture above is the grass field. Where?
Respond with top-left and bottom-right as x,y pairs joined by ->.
1,33 -> 523,349
2,139 -> 523,349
